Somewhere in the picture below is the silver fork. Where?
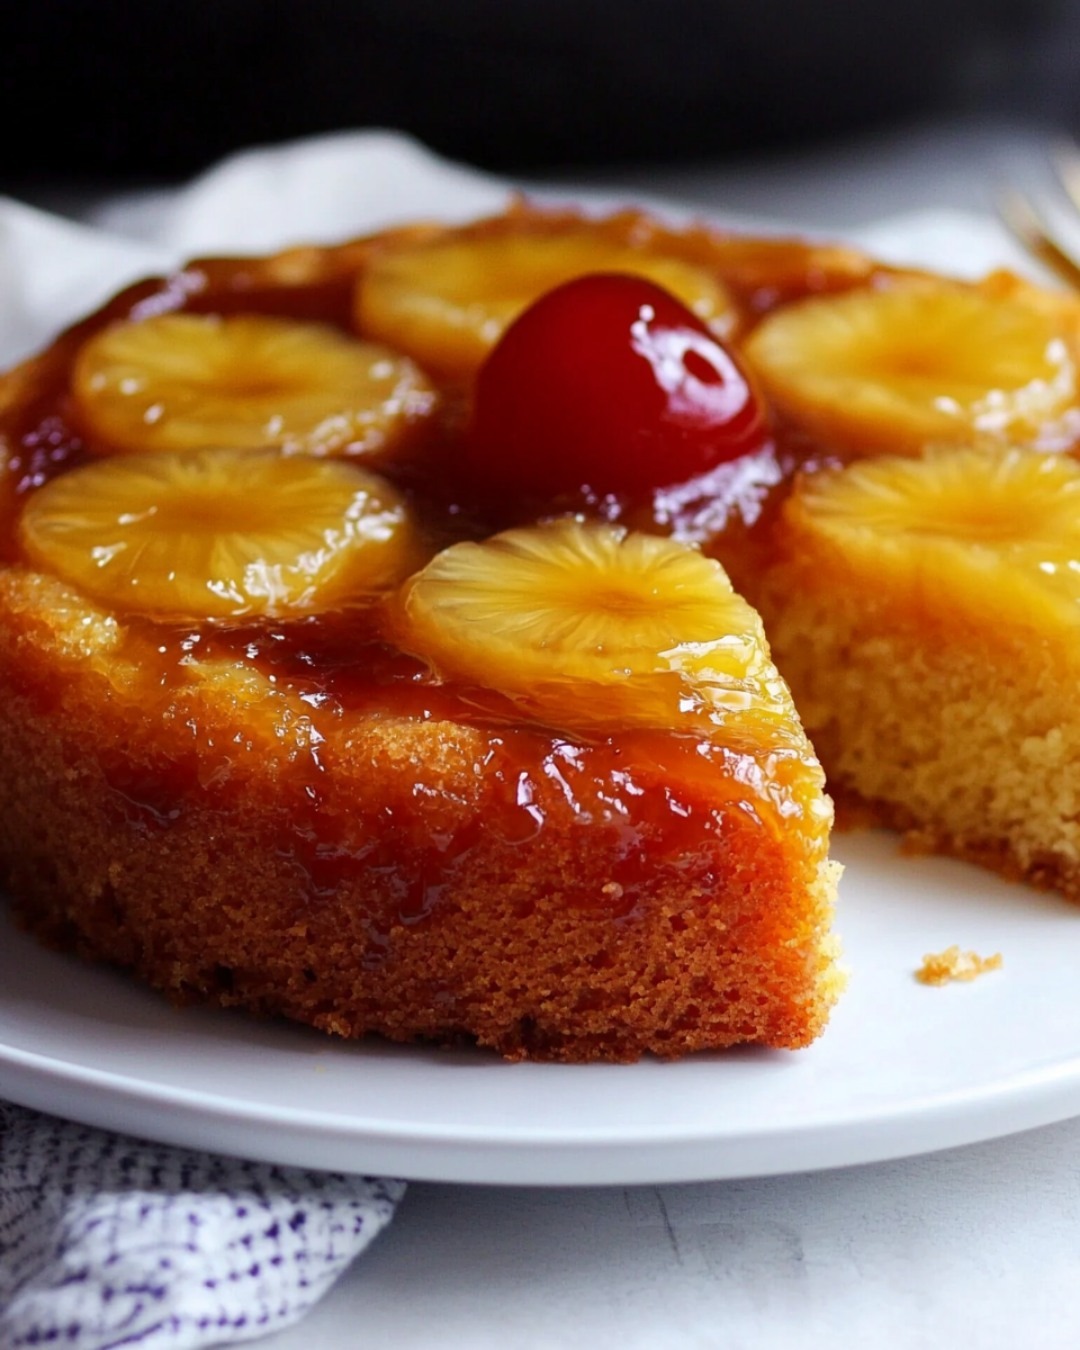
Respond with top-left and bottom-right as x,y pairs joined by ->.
998,140 -> 1080,289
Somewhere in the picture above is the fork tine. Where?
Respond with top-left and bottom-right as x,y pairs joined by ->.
1050,137 -> 1080,216
996,185 -> 1080,292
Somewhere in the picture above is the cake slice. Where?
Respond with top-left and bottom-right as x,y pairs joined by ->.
757,444 -> 1080,897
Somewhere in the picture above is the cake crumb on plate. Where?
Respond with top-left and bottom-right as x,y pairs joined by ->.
915,945 -> 1003,986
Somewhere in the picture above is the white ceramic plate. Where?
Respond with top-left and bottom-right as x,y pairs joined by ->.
3,831 -> 1079,1185
1,161 -> 1077,1185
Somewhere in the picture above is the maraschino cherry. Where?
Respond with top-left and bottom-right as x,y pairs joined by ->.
467,272 -> 767,500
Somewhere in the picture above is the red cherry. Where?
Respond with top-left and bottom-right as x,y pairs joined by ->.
467,272 -> 766,499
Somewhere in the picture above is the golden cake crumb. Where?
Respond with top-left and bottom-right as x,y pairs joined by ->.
915,945 -> 1003,986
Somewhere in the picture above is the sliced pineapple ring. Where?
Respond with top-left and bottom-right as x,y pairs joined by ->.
784,445 -> 1080,629
744,276 -> 1080,455
19,448 -> 421,620
73,313 -> 438,459
356,226 -> 736,380
391,518 -> 794,736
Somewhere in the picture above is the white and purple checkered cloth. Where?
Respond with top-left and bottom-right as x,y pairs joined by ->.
0,1103 -> 404,1349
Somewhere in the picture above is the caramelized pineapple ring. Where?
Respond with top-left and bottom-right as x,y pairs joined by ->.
19,447 -> 422,620
786,445 -> 1080,629
356,225 -> 737,379
73,314 -> 438,459
391,518 -> 800,742
744,276 -> 1080,455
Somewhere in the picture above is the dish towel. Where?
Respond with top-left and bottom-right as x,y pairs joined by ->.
0,1101 -> 404,1349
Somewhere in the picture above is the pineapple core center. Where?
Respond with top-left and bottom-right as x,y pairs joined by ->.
907,500 -> 1041,544
152,492 -> 281,535
589,585 -> 660,618
216,367 -> 296,399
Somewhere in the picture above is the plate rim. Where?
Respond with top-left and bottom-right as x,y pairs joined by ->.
5,1031 -> 1080,1185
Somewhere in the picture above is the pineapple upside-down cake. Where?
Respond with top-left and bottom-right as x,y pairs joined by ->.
1,204 -> 1077,1060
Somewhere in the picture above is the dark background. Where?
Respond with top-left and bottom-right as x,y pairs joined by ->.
2,1 -> 1077,189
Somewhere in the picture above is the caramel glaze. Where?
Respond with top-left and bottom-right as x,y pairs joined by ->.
91,601 -> 819,944
0,217 -> 863,949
